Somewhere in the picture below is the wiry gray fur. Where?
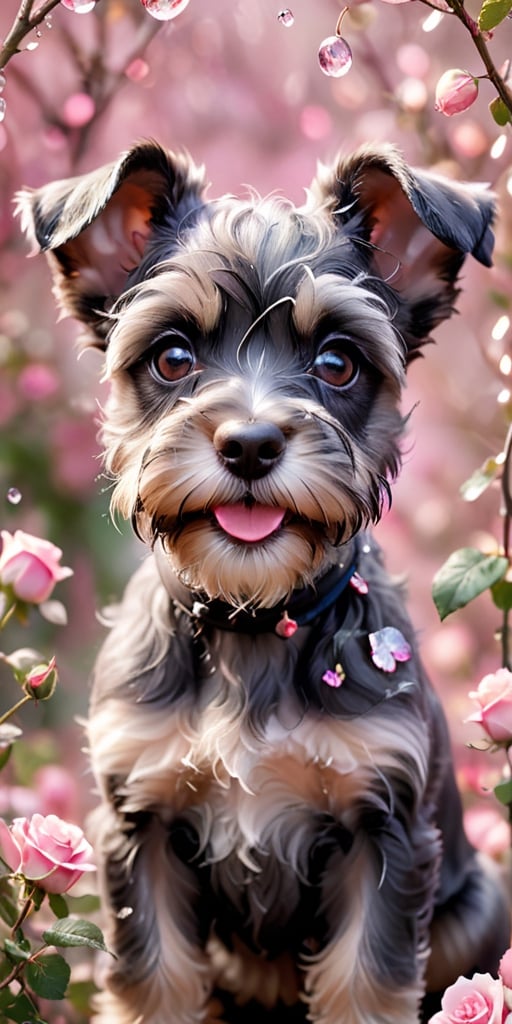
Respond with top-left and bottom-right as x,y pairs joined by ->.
17,141 -> 508,1024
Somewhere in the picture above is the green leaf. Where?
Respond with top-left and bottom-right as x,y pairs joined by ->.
460,458 -> 499,502
42,916 -> 110,953
491,578 -> 512,611
489,96 -> 512,126
0,881 -> 21,928
0,743 -> 13,771
432,548 -> 509,620
4,938 -> 30,961
494,777 -> 512,805
48,893 -> 69,919
66,892 -> 101,915
478,0 -> 512,30
0,986 -> 45,1022
25,953 -> 70,1000
67,978 -> 98,1015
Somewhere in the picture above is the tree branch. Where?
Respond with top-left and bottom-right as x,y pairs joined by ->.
443,0 -> 512,115
0,0 -> 91,71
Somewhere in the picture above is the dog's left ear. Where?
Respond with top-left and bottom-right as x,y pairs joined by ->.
310,144 -> 495,356
16,140 -> 207,347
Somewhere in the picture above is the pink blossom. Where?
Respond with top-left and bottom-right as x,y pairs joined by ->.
428,973 -> 505,1023
17,363 -> 59,401
24,656 -> 58,700
0,813 -> 96,894
499,948 -> 512,989
62,92 -> 96,128
434,69 -> 479,116
466,668 -> 512,744
499,949 -> 512,1012
463,805 -> 510,859
0,530 -> 72,604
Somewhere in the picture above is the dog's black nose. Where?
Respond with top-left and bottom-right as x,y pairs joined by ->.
214,420 -> 286,479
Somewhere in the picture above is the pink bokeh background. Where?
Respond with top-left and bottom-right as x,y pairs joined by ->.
0,0 -> 511,859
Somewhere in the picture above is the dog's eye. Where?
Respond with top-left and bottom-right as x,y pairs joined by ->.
311,341 -> 359,389
150,334 -> 196,383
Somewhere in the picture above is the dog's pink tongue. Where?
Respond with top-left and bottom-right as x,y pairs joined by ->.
213,503 -> 285,542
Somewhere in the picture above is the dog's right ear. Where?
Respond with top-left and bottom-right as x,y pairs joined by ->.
16,140 -> 207,348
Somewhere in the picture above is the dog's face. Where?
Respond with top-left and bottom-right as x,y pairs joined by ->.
17,143 -> 494,608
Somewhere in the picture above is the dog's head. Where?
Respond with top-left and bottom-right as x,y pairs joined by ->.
17,142 -> 494,609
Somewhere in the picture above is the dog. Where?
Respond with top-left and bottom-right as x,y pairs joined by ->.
17,141 -> 510,1024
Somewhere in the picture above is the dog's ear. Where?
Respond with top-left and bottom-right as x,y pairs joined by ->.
16,140 -> 207,348
310,144 -> 495,357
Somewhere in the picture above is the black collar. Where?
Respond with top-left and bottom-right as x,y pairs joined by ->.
155,540 -> 358,636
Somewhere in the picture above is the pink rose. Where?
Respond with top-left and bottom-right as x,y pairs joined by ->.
0,813 -> 95,894
499,949 -> 512,1012
434,69 -> 479,116
0,530 -> 72,604
428,973 -> 505,1024
466,668 -> 512,744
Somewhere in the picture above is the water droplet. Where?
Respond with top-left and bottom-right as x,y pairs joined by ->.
318,35 -> 353,77
45,14 -> 53,27
60,0 -> 97,12
140,0 -> 190,20
0,98 -> 6,123
6,487 -> 22,505
0,73 -> 6,93
25,40 -> 39,50
278,9 -> 294,26
35,28 -> 42,37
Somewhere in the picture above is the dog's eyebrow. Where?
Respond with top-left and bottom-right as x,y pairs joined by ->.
236,294 -> 296,365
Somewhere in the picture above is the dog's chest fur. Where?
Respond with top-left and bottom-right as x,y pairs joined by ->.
90,552 -> 430,953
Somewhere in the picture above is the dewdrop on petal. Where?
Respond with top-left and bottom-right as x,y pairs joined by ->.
318,35 -> 353,77
140,0 -> 190,20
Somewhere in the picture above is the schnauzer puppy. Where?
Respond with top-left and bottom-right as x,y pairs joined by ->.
17,141 -> 510,1024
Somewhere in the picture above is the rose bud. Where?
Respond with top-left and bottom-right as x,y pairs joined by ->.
0,530 -> 72,605
499,947 -> 512,1009
466,667 -> 512,744
23,656 -> 58,701
434,69 -> 479,116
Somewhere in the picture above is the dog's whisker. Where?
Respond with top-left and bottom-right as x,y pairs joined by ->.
236,294 -> 296,366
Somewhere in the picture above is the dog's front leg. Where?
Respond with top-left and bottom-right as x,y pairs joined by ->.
90,801 -> 212,1024
303,814 -> 438,1024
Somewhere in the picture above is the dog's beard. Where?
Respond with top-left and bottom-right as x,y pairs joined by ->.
124,390 -> 379,609
161,518 -> 337,608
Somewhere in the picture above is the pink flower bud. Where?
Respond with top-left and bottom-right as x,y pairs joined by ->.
23,656 -> 58,700
499,947 -> 512,990
466,667 -> 512,744
434,69 -> 479,116
0,530 -> 72,605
